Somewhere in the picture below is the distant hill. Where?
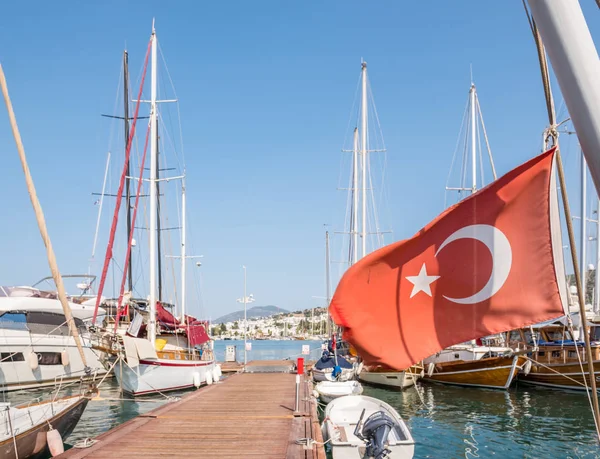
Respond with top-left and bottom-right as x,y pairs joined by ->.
214,305 -> 288,324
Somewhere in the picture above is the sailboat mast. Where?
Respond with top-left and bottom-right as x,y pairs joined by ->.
352,128 -> 359,264
470,84 -> 477,192
156,121 -> 163,302
582,153 -> 587,305
181,177 -> 187,324
325,230 -> 331,336
148,25 -> 158,347
360,61 -> 368,259
123,50 -> 134,293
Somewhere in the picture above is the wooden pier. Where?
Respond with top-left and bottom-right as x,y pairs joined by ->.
59,365 -> 325,458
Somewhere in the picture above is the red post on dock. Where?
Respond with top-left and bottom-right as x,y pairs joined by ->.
297,357 -> 304,375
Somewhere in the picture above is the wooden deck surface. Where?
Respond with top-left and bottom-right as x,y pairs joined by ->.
59,371 -> 325,459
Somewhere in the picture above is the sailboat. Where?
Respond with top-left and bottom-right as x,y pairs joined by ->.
94,25 -> 216,396
327,62 -> 421,390
419,82 -> 528,390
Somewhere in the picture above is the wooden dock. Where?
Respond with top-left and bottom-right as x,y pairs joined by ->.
59,368 -> 325,458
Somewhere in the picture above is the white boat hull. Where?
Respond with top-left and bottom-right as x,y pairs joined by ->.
358,369 -> 419,390
315,381 -> 363,404
115,358 -> 215,395
0,333 -> 106,391
312,367 -> 355,382
322,395 -> 415,459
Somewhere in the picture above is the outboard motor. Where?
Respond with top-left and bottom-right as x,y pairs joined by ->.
354,409 -> 396,459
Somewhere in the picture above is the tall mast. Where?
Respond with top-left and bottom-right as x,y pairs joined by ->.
352,128 -> 358,264
180,176 -> 187,324
360,61 -> 368,259
148,24 -> 158,347
156,120 -> 163,302
470,83 -> 477,193
582,153 -> 587,306
123,50 -> 134,293
325,230 -> 331,336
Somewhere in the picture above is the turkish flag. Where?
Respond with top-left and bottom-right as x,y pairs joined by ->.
329,148 -> 567,370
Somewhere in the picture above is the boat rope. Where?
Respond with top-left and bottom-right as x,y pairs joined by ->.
522,0 -> 600,439
0,65 -> 90,371
523,356 -> 586,387
93,34 -> 153,324
295,437 -> 332,447
114,120 -> 152,329
5,405 -> 19,459
73,438 -> 100,449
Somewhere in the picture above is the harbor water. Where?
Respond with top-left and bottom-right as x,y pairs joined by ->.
8,340 -> 599,458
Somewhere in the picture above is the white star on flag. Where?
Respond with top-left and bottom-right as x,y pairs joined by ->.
406,263 -> 440,298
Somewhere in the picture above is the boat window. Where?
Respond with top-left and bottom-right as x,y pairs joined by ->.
0,352 -> 24,362
454,353 -> 460,359
551,351 -> 561,358
508,330 -> 522,342
568,351 -> 578,359
538,351 -> 545,357
591,327 -> 600,342
26,312 -> 85,336
0,313 -> 28,331
36,352 -> 62,365
545,328 -> 571,342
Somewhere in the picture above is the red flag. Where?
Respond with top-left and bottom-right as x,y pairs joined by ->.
330,148 -> 567,370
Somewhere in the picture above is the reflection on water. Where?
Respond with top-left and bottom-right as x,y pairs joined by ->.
363,383 -> 599,458
5,340 -> 600,458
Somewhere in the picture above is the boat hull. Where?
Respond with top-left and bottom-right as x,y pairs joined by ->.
422,355 -> 526,389
312,367 -> 355,382
0,395 -> 88,459
519,360 -> 600,391
315,381 -> 363,404
0,336 -> 106,392
322,395 -> 415,459
115,358 -> 215,395
358,368 -> 420,390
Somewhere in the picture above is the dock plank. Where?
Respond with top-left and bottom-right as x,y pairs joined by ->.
59,369 -> 324,458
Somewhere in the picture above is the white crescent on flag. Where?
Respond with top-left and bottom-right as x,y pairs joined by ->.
434,224 -> 512,304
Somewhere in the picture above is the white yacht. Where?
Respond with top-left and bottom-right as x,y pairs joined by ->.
0,285 -> 106,391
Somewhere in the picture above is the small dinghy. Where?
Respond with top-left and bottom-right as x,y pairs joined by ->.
322,395 -> 415,459
312,351 -> 355,382
315,381 -> 363,404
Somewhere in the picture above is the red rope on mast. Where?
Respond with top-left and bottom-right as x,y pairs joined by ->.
93,37 -> 153,324
114,121 -> 151,331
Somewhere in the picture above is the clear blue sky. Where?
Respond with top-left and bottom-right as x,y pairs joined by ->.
1,1 -> 598,319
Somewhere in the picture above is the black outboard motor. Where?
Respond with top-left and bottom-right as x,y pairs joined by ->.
354,409 -> 396,459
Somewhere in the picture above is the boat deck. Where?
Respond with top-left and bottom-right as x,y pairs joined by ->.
58,368 -> 325,458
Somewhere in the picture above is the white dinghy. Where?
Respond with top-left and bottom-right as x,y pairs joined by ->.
315,380 -> 363,404
322,395 -> 414,459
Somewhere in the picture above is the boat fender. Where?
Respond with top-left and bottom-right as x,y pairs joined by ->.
312,389 -> 319,398
212,365 -> 220,383
28,351 -> 39,371
47,427 -> 64,457
356,362 -> 364,375
206,369 -> 213,385
427,362 -> 435,377
215,364 -> 222,379
61,350 -> 70,367
523,359 -> 532,376
193,372 -> 202,388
